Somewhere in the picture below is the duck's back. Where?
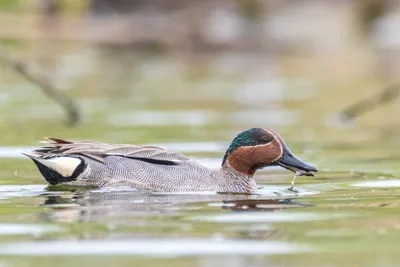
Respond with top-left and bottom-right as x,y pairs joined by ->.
103,155 -> 217,191
23,138 -> 218,192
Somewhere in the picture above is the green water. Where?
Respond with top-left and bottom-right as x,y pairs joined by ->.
0,44 -> 399,266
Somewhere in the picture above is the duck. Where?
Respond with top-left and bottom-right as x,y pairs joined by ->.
21,128 -> 317,193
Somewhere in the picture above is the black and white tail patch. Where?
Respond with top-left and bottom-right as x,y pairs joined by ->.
22,153 -> 86,185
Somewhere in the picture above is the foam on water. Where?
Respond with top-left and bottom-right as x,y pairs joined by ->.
0,239 -> 312,256
189,212 -> 355,224
0,185 -> 47,199
351,180 -> 400,188
0,224 -> 63,236
255,185 -> 319,197
0,183 -> 318,202
89,186 -> 139,193
90,184 -> 317,197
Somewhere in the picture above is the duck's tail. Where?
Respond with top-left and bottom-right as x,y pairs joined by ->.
21,151 -> 85,185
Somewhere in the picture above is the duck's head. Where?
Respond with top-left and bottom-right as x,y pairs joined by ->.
222,128 -> 317,176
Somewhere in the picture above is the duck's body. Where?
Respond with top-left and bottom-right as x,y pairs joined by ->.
22,128 -> 317,193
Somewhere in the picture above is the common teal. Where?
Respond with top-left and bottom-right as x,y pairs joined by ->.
22,128 -> 317,193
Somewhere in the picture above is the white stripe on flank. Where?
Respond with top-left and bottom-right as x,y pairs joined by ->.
37,157 -> 81,177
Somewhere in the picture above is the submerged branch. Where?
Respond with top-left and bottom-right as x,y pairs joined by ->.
0,45 -> 80,126
339,85 -> 400,123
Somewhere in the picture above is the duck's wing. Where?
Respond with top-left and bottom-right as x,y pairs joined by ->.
33,137 -> 191,165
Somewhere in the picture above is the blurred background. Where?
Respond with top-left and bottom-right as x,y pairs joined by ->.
1,1 -> 400,266
1,0 -> 400,147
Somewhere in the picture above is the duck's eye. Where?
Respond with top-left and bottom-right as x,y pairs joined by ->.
260,137 -> 272,144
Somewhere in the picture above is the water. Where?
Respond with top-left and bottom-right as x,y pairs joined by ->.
0,45 -> 400,267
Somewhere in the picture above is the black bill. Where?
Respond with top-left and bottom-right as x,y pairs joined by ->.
276,147 -> 318,177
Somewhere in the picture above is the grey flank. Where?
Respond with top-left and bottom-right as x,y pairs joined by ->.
23,138 -> 257,193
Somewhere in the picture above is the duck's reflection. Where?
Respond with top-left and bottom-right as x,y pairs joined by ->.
39,188 -> 312,224
221,198 -> 312,211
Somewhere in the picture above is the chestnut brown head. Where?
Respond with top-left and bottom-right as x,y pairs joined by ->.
222,128 -> 318,176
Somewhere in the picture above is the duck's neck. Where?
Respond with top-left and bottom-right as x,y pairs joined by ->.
216,162 -> 257,193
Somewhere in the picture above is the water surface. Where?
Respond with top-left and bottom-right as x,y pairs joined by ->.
0,46 -> 399,267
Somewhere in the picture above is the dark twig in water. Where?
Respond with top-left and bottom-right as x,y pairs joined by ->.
0,45 -> 80,126
339,85 -> 400,123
